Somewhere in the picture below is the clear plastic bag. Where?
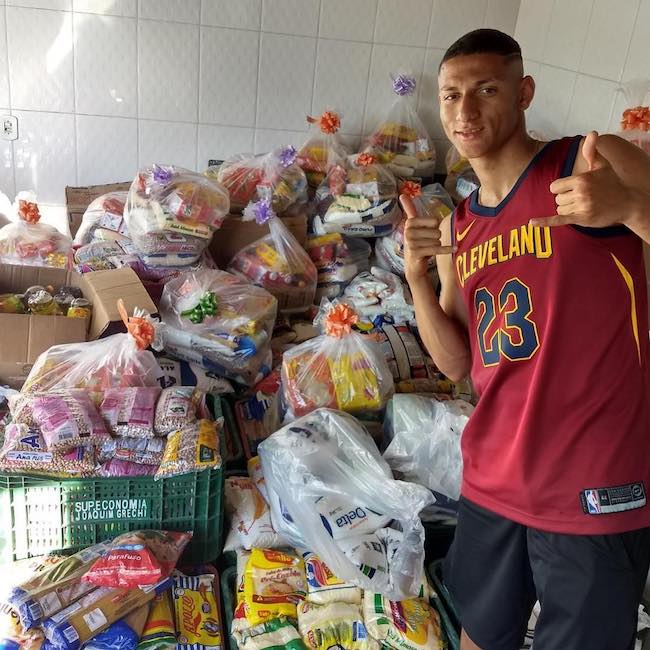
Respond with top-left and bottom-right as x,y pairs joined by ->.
258,408 -> 434,600
281,301 -> 394,420
617,78 -> 650,154
73,192 -> 129,246
227,203 -> 317,313
22,302 -> 163,395
312,153 -> 400,238
444,145 -> 479,203
297,111 -> 349,190
383,395 -> 473,501
159,269 -> 277,387
361,74 -> 435,178
0,192 -> 72,268
123,164 -> 229,258
99,387 -> 161,438
211,146 -> 308,214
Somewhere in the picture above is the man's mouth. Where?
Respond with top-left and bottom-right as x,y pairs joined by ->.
455,127 -> 484,139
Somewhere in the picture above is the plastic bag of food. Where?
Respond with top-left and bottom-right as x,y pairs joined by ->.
223,476 -> 285,551
0,192 -> 72,269
297,111 -> 348,190
227,199 -> 317,313
99,387 -> 161,438
617,78 -> 650,154
155,419 -> 222,479
363,592 -> 444,650
0,602 -> 44,650
312,153 -> 400,238
444,145 -> 479,203
83,606 -> 150,650
98,458 -> 158,478
383,395 -> 473,501
362,74 -> 435,178
258,408 -> 433,600
231,551 -> 251,639
8,541 -> 113,629
298,600 -> 377,650
155,356 -> 234,394
236,617 -> 306,650
212,146 -> 307,214
0,424 -> 96,477
73,239 -> 143,273
280,301 -> 394,420
74,192 -> 129,246
22,302 -> 163,395
42,577 -> 172,650
172,571 -> 222,649
153,387 -> 200,435
123,164 -> 229,260
301,552 -> 362,605
137,592 -> 175,650
97,436 -> 165,466
159,270 -> 277,387
243,549 -> 306,626
84,531 -> 192,588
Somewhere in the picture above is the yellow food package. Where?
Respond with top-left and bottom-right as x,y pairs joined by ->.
363,593 -> 444,650
172,572 -> 222,649
137,591 -> 176,650
328,351 -> 381,412
243,549 -> 307,626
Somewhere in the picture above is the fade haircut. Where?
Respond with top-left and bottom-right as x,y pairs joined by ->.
439,29 -> 522,71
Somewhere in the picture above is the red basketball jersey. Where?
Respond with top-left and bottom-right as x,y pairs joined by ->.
452,136 -> 650,534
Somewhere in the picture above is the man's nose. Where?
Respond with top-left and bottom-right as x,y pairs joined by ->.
457,94 -> 480,122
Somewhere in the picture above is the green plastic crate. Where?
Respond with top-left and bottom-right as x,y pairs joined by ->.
0,404 -> 226,564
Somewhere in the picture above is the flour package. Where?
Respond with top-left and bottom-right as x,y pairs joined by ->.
383,395 -> 473,501
258,408 -> 433,600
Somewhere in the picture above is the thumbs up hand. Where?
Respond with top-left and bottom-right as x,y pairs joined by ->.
530,131 -> 628,229
401,194 -> 454,282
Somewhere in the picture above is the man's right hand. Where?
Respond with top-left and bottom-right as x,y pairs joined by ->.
400,194 -> 454,281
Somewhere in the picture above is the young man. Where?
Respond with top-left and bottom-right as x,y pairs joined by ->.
401,29 -> 650,650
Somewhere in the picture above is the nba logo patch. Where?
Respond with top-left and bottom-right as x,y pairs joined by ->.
585,489 -> 601,514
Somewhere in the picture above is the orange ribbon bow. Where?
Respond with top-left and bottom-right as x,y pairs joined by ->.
118,298 -> 155,350
18,199 -> 41,224
325,303 -> 358,338
621,106 -> 650,131
399,180 -> 422,198
307,111 -> 341,134
356,153 -> 376,167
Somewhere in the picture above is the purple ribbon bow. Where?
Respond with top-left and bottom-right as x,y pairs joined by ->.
152,164 -> 174,185
245,197 -> 276,225
392,74 -> 417,96
279,145 -> 297,168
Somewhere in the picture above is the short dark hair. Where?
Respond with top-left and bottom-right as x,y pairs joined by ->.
440,29 -> 522,70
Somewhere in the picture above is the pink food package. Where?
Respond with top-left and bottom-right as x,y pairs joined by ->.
99,387 -> 161,438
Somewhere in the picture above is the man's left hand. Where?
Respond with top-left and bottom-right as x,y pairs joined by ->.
530,131 -> 632,229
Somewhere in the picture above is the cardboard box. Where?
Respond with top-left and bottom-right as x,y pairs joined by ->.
0,265 -> 156,388
209,208 -> 309,268
66,182 -> 131,238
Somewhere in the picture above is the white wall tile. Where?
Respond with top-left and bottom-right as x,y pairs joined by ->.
73,0 -> 136,16
319,0 -> 376,42
608,86 -> 630,133
138,20 -> 199,121
199,26 -> 258,127
418,48 -> 445,140
528,64 -> 576,138
198,124 -> 254,166
76,115 -> 137,185
428,0 -> 486,49
0,110 -> 14,200
257,32 -> 315,130
254,128 -> 307,154
12,110 -> 76,204
7,7 -> 74,112
74,13 -> 136,117
523,58 -> 541,79
139,0 -> 200,24
542,0 -> 592,72
261,0 -> 319,37
312,39 -> 371,135
375,0 -> 432,47
139,119 -> 197,170
514,0 -> 553,62
484,0 -> 520,35
201,0 -> 261,30
580,0 -> 639,81
7,0 -> 70,9
623,0 -> 650,82
565,74 -> 619,136
0,12 -> 9,108
364,43 -> 425,135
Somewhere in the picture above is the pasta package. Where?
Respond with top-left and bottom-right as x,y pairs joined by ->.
172,572 -> 222,649
83,605 -> 150,650
302,552 -> 361,605
137,592 -> 175,650
155,419 -> 222,479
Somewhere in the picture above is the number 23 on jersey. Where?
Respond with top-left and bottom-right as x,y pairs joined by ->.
475,277 -> 540,366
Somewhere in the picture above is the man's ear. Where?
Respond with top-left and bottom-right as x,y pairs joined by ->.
520,75 -> 535,110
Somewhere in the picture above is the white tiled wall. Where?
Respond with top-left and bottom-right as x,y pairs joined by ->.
0,0 -> 520,213
516,0 -> 649,140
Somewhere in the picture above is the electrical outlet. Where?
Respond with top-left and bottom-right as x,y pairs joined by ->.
208,159 -> 223,167
1,115 -> 17,141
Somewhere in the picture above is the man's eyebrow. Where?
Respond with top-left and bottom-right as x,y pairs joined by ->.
439,77 -> 501,91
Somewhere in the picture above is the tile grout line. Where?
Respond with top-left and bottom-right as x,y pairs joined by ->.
252,1 -> 263,153
360,0 -> 381,138
4,4 -> 16,195
135,0 -> 140,169
70,8 -> 78,185
195,0 -> 202,170
309,0 -> 322,116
